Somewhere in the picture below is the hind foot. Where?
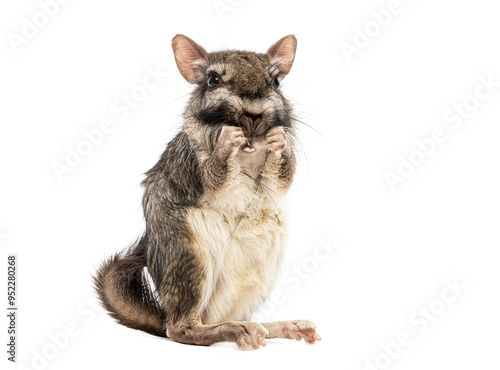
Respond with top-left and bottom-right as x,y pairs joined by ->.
261,320 -> 321,344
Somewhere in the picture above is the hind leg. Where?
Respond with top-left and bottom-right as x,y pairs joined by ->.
261,320 -> 321,344
147,229 -> 269,349
167,319 -> 269,349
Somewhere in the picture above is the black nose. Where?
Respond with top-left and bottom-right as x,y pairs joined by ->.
237,113 -> 269,137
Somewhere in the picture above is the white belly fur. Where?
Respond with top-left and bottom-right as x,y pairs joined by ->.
186,155 -> 288,324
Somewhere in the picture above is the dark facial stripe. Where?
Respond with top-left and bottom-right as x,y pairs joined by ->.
194,102 -> 235,126
270,110 -> 292,128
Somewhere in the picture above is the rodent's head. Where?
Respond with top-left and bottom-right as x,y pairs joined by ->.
172,34 -> 297,150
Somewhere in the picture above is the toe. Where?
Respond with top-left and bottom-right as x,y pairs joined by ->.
257,336 -> 267,347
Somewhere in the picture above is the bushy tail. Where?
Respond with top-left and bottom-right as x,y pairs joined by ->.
93,236 -> 166,337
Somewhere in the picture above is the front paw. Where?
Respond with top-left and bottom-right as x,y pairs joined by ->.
266,127 -> 290,157
218,126 -> 246,155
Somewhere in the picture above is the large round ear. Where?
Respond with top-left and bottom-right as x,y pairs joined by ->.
171,34 -> 208,83
266,35 -> 297,79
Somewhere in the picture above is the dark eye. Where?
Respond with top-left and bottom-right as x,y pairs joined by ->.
272,77 -> 280,91
207,73 -> 221,89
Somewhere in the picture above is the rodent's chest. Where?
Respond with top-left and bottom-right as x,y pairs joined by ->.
187,202 -> 287,251
191,206 -> 287,323
205,170 -> 286,216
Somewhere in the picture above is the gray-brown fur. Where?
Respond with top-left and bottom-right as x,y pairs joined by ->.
93,34 -> 321,349
93,236 -> 166,337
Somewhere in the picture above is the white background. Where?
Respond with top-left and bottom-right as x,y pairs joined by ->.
1,0 -> 500,369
